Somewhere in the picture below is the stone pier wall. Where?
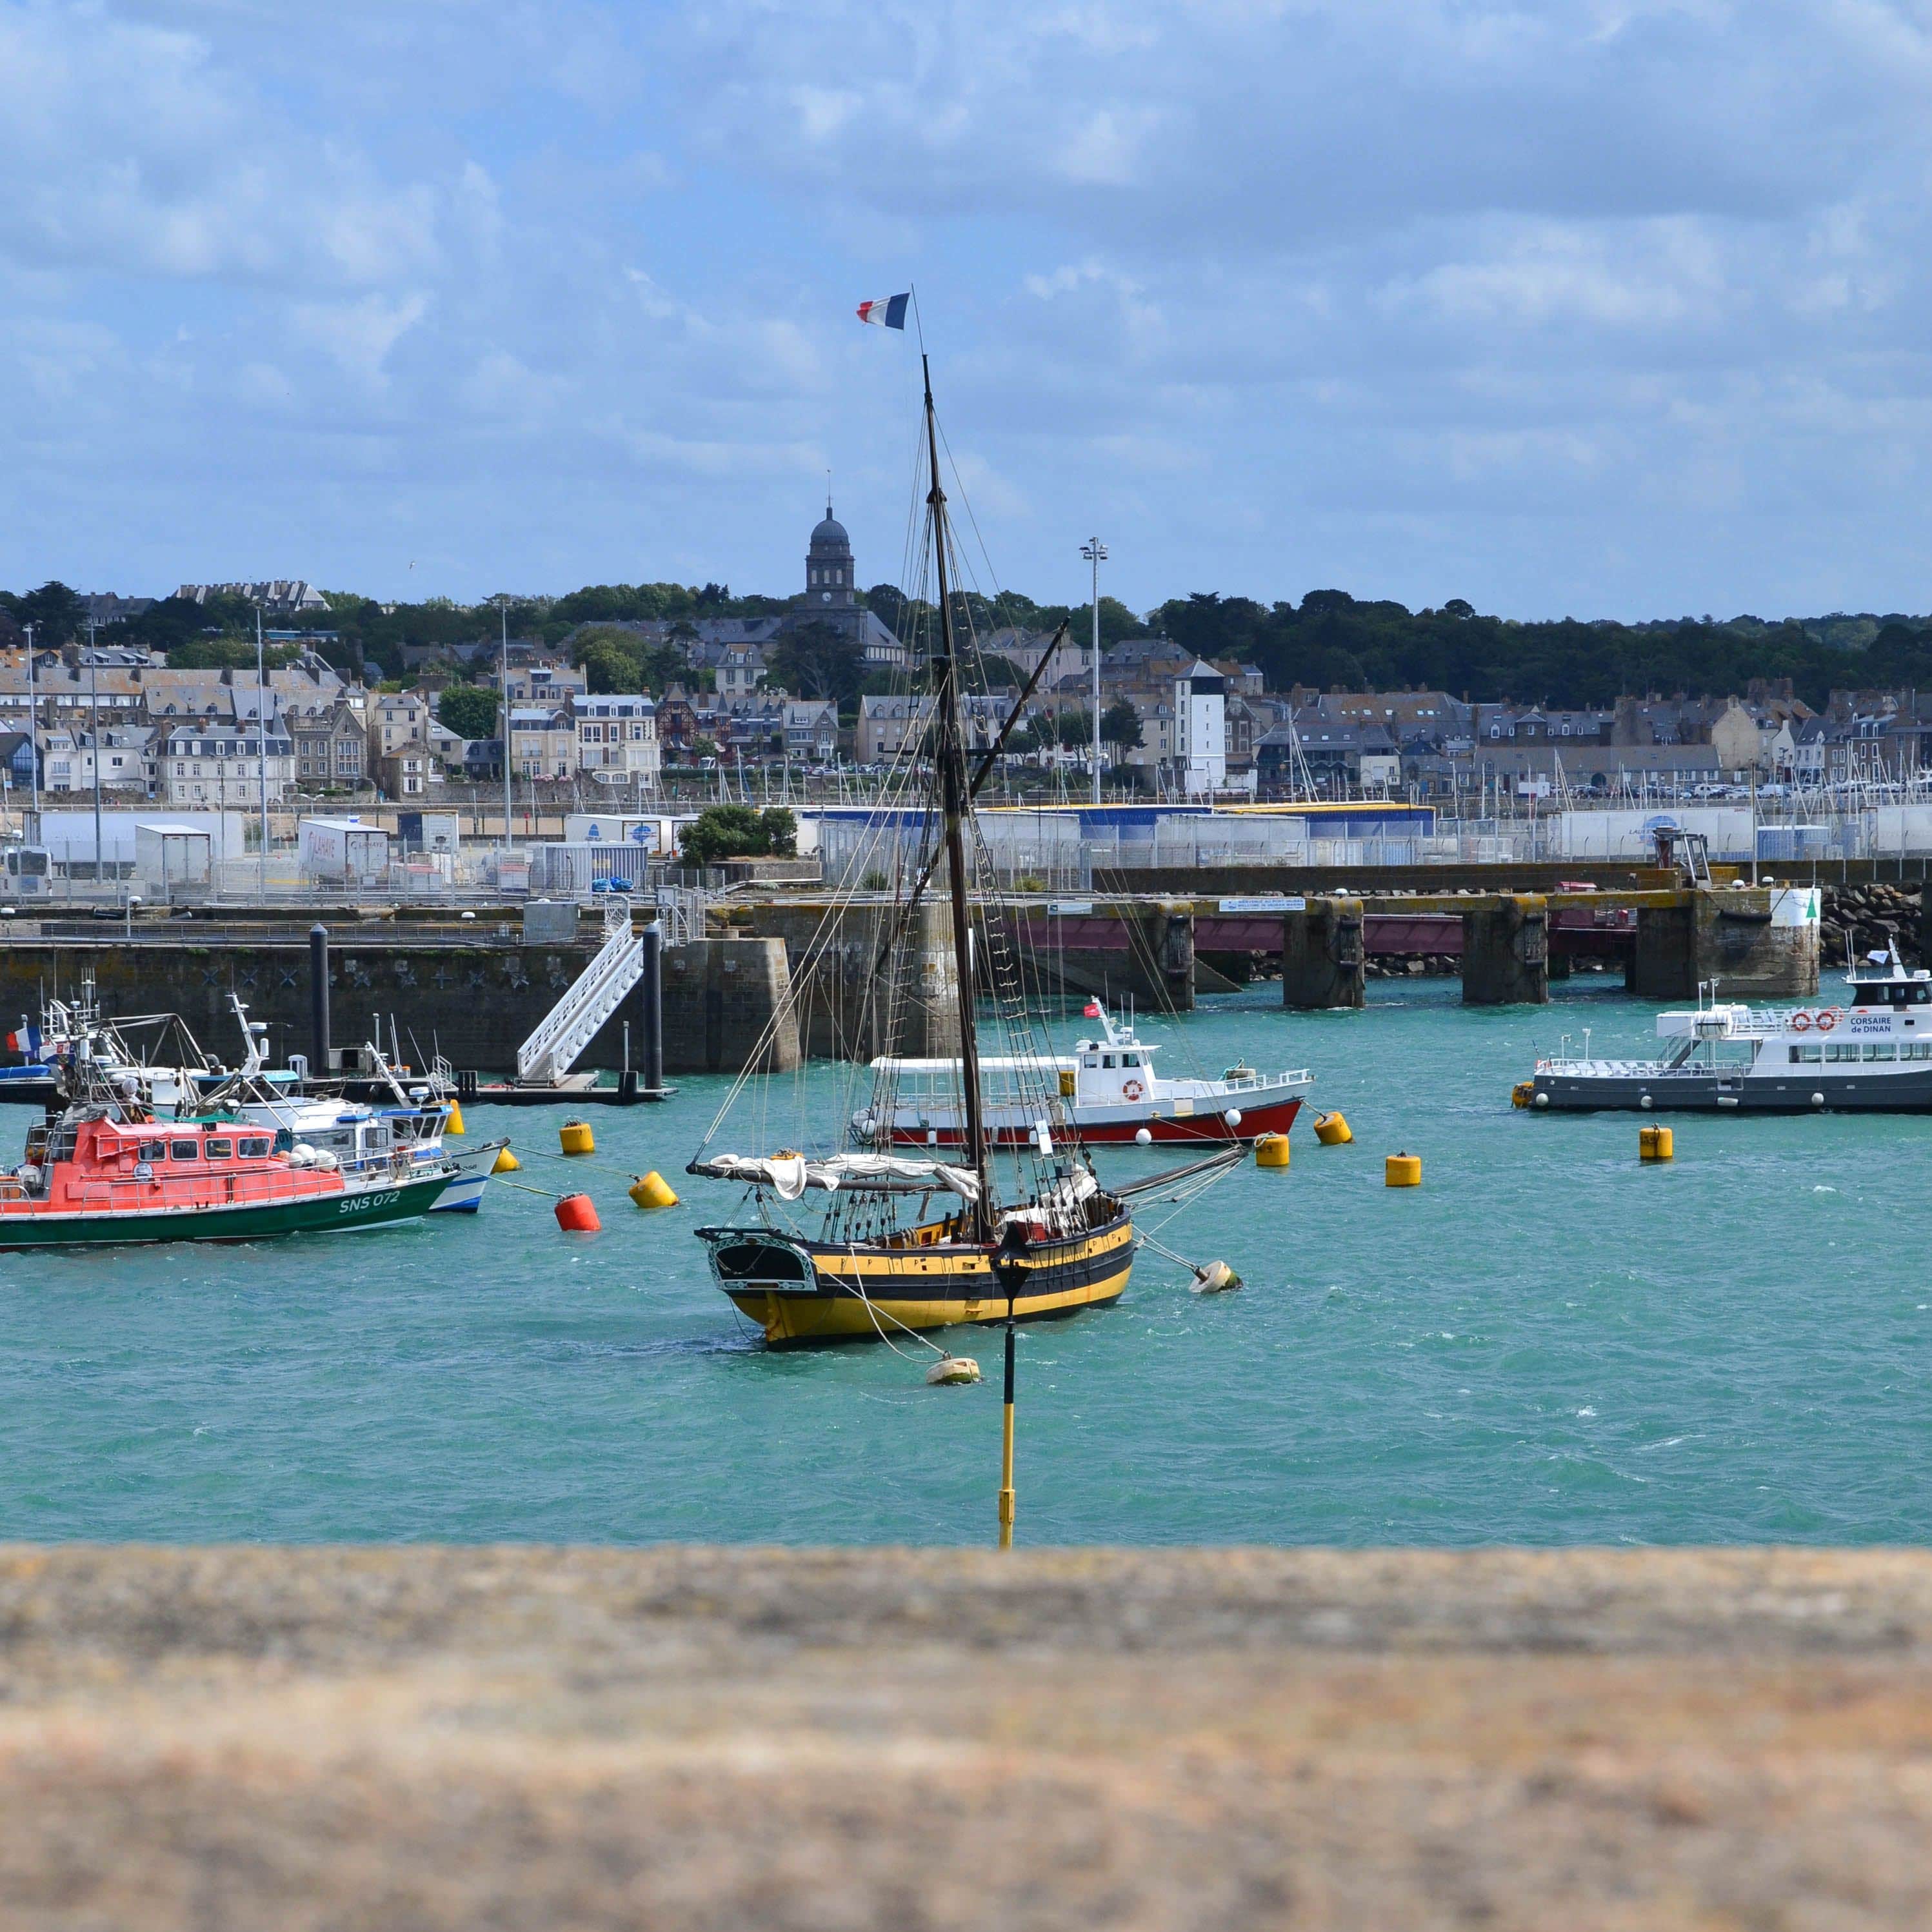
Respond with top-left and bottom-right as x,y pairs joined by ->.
0,937 -> 796,1079
740,901 -> 958,1063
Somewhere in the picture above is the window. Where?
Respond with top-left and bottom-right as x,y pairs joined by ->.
1788,1044 -> 1822,1063
1121,1053 -> 1139,1068
1102,1054 -> 1116,1068
1863,1043 -> 1897,1061
1826,1042 -> 1860,1062
170,1139 -> 201,1160
239,1137 -> 272,1157
1904,1041 -> 1932,1061
139,1140 -> 166,1161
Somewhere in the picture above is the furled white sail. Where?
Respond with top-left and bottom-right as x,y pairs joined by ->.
692,1153 -> 982,1202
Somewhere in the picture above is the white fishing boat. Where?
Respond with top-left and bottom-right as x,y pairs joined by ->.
1522,943 -> 1932,1112
855,1000 -> 1311,1147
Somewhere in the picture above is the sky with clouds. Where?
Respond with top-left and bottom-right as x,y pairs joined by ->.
3,0 -> 1931,620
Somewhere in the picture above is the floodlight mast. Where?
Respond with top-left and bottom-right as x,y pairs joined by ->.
1080,539 -> 1108,807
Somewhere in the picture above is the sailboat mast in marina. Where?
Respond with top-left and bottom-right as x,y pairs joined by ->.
688,350 -> 1152,1345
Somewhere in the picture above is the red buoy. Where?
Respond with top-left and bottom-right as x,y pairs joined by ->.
554,1192 -> 601,1233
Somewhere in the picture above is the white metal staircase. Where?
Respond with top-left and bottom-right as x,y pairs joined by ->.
516,900 -> 646,1084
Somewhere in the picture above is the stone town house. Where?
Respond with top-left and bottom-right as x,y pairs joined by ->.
161,722 -> 295,808
292,704 -> 368,792
572,694 -> 661,786
508,707 -> 579,781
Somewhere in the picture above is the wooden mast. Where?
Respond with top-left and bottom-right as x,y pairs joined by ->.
921,354 -> 991,1233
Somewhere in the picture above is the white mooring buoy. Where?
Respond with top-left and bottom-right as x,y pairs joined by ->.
927,1355 -> 982,1386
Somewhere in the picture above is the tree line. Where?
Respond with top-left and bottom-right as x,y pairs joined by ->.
8,575 -> 1932,712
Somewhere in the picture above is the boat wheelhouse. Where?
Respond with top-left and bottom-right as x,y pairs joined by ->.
1524,944 -> 1932,1112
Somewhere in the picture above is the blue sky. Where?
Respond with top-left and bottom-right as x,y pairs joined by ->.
4,0 -> 1931,620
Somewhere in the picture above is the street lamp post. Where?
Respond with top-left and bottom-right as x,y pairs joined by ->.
498,600 -> 513,846
22,622 -> 36,822
256,605 -> 270,899
1079,539 -> 1107,806
87,620 -> 103,889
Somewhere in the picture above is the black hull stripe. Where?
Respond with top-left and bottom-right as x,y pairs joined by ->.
804,1246 -> 1130,1302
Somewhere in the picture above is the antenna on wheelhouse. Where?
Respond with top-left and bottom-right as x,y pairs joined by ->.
922,352 -> 992,1233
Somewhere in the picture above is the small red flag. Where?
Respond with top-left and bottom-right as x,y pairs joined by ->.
1082,1002 -> 1101,1018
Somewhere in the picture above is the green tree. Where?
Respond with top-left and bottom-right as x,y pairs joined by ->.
163,636 -> 297,672
438,684 -> 499,740
0,581 -> 86,644
679,804 -> 798,866
1056,708 -> 1093,751
571,625 -> 686,695
766,620 -> 864,702
1100,698 -> 1144,750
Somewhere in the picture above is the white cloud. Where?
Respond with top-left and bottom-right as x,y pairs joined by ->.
10,0 -> 1932,617
289,293 -> 431,384
1388,219 -> 1731,332
0,5 -> 447,288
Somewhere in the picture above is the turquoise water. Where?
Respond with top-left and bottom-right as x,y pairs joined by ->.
3,968 -> 1927,1547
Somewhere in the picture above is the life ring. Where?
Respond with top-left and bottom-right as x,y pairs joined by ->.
1790,1011 -> 1811,1032
1817,1007 -> 1842,1033
1122,1077 -> 1146,1102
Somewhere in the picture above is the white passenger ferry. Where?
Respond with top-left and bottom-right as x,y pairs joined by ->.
1524,944 -> 1932,1112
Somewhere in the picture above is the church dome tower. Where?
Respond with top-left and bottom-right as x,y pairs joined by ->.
806,498 -> 856,613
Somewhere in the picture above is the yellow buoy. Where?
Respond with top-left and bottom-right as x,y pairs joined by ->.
492,1145 -> 521,1174
1510,1081 -> 1535,1109
628,1170 -> 679,1210
1640,1124 -> 1674,1162
1190,1259 -> 1242,1294
1254,1132 -> 1291,1168
444,1099 -> 466,1136
559,1119 -> 594,1157
1386,1151 -> 1422,1187
1313,1110 -> 1352,1146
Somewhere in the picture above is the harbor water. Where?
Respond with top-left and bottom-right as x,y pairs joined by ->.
3,969 -> 1929,1548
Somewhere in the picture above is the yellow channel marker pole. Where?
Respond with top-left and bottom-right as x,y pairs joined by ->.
999,1317 -> 1017,1549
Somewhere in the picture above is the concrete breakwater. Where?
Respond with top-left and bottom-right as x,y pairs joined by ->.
0,877 -> 1833,1081
0,934 -> 799,1079
3,1544 -> 1931,1929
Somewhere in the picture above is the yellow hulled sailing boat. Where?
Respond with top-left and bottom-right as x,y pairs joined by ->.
689,348 -> 1171,1347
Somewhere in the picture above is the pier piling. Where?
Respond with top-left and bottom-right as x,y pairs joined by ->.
637,922 -> 664,1096
308,924 -> 330,1071
1281,897 -> 1366,1009
1462,895 -> 1550,1005
1631,886 -> 1820,1000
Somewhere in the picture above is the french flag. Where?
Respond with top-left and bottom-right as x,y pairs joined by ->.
856,294 -> 910,330
6,1022 -> 42,1060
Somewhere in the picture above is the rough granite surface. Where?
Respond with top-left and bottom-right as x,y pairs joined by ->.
4,1544 -> 1932,1928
